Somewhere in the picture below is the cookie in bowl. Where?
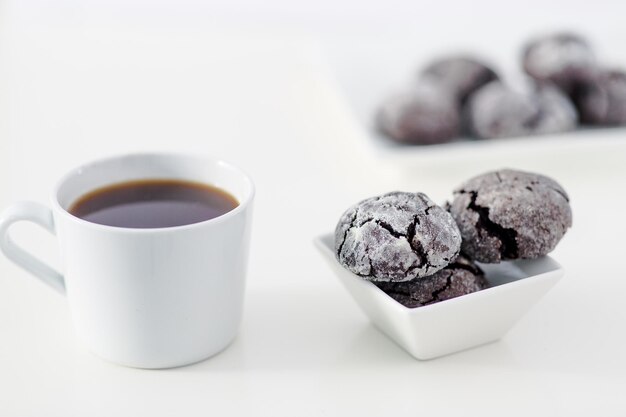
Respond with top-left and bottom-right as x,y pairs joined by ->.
335,191 -> 461,282
315,233 -> 564,360
449,169 -> 572,263
318,169 -> 570,359
374,254 -> 488,308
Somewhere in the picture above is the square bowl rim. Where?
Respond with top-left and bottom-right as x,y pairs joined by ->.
314,232 -> 564,316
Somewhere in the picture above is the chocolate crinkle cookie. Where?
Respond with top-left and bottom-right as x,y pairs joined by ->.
522,33 -> 626,126
573,69 -> 626,125
522,32 -> 597,94
466,81 -> 577,139
421,56 -> 499,104
375,255 -> 488,308
335,192 -> 462,282
533,85 -> 579,133
377,81 -> 460,145
449,169 -> 572,263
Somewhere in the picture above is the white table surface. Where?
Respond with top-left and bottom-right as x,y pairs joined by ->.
1,3 -> 626,416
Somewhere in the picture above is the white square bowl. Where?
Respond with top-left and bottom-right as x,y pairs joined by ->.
314,233 -> 564,360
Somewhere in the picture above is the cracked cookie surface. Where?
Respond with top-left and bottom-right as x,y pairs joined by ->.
375,255 -> 488,308
449,169 -> 572,263
335,192 -> 461,282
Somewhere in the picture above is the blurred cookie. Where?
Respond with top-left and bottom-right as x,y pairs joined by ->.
522,32 -> 597,93
377,81 -> 460,145
533,85 -> 579,133
421,56 -> 499,104
449,169 -> 572,263
335,192 -> 461,282
574,69 -> 626,124
375,254 -> 488,308
466,81 -> 577,139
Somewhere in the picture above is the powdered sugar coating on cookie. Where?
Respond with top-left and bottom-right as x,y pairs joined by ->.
335,192 -> 462,282
450,169 -> 572,263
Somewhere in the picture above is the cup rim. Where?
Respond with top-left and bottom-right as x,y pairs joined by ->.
50,152 -> 255,233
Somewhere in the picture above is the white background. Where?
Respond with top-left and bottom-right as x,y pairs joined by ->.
1,1 -> 626,416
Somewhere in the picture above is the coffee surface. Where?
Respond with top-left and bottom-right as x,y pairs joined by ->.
69,179 -> 238,228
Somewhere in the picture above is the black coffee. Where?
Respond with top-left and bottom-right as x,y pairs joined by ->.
69,179 -> 239,228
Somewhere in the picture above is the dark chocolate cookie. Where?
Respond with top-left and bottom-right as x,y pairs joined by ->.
335,192 -> 462,282
421,56 -> 499,104
522,33 -> 597,94
466,81 -> 577,139
377,81 -> 460,145
375,255 -> 488,308
574,69 -> 626,125
449,169 -> 572,263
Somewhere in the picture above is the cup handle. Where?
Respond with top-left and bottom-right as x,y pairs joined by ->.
0,202 -> 65,295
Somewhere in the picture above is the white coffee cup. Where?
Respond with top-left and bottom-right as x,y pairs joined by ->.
0,153 -> 254,369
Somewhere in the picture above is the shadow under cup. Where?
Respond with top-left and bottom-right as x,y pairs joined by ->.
52,154 -> 255,368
